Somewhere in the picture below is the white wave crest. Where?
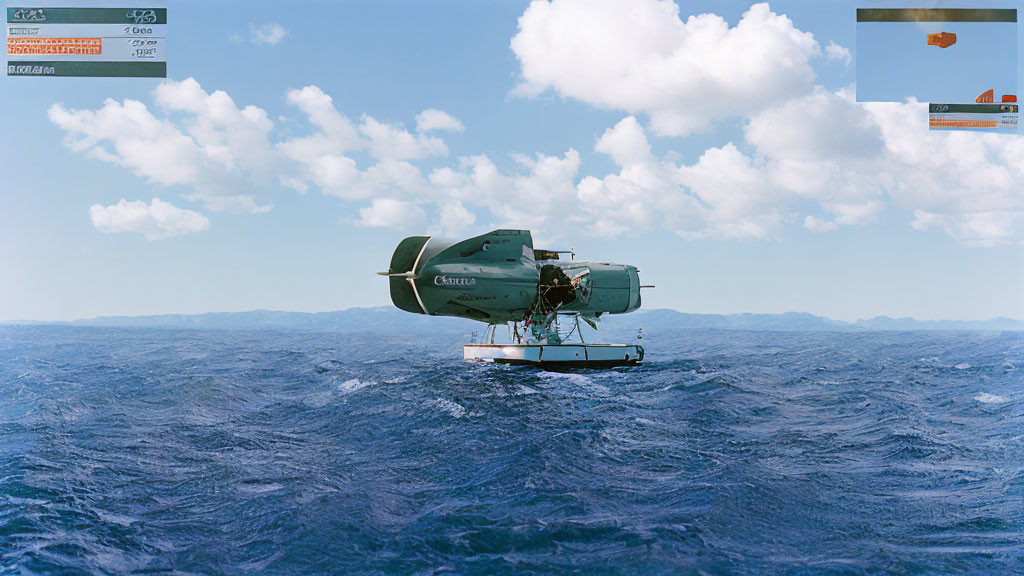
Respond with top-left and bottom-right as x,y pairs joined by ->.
433,398 -> 467,418
337,378 -> 375,395
975,392 -> 1008,404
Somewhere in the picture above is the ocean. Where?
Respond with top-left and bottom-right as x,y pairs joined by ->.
0,326 -> 1021,575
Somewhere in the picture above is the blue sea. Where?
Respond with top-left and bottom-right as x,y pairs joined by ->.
0,326 -> 1021,575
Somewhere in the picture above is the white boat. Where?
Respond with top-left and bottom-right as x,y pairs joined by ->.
464,342 -> 643,368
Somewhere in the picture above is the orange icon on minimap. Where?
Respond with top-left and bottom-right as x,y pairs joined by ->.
976,89 -> 994,103
927,32 -> 957,48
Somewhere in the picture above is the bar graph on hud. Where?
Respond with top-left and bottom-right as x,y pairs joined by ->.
928,103 -> 1018,131
6,2 -> 166,77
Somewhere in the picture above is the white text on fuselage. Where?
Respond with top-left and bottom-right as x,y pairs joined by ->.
434,275 -> 476,287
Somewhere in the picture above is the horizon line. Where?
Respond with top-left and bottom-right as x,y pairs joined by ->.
2,306 -> 1022,326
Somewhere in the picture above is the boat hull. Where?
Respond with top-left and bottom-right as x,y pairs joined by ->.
464,343 -> 644,368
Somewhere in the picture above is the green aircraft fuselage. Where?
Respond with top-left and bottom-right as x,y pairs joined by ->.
380,229 -> 642,324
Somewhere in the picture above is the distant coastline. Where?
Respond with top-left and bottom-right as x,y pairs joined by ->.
3,308 -> 1023,332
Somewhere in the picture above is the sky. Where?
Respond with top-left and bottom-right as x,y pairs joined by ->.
1,0 -> 1023,323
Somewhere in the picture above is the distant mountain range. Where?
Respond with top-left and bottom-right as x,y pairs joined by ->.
628,310 -> 1024,332
4,307 -> 1023,332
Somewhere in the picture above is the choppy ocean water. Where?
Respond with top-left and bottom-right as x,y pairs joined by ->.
0,326 -> 1021,575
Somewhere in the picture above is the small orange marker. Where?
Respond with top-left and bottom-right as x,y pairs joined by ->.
976,89 -> 994,103
927,32 -> 957,48
1002,95 -> 1017,103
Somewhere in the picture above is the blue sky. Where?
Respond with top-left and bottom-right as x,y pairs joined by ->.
1,0 -> 1022,322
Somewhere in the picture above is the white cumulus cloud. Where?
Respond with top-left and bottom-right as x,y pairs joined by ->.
430,150 -> 582,231
357,198 -> 426,231
89,198 -> 210,240
416,109 -> 465,132
804,215 -> 838,233
249,22 -> 287,46
743,86 -> 886,226
825,41 -> 851,66
436,201 -> 476,237
50,79 -> 275,214
359,115 -> 447,160
561,91 -> 1024,245
511,0 -> 820,135
277,87 -> 449,199
911,210 -> 1021,247
50,59 -> 1024,246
